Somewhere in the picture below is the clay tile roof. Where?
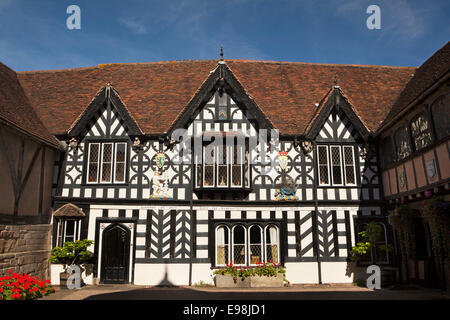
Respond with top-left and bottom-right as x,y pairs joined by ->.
379,41 -> 450,131
53,203 -> 85,218
0,62 -> 61,149
16,59 -> 417,136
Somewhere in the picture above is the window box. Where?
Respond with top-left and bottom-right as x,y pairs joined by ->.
214,274 -> 250,288
214,273 -> 284,288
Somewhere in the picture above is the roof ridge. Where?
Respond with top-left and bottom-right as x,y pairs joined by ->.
16,59 -> 418,74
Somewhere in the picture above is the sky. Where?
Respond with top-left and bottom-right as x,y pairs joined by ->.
0,0 -> 449,71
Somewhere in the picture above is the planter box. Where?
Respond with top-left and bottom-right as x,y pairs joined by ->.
215,274 -> 250,288
249,273 -> 284,287
214,273 -> 284,288
50,264 -> 94,287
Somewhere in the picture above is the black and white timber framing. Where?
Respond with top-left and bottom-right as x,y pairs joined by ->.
51,61 -> 390,285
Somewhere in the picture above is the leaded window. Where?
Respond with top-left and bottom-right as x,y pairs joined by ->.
215,226 -> 230,266
87,143 -> 100,183
249,225 -> 263,265
317,145 -> 330,185
330,146 -> 343,185
265,225 -> 279,264
317,145 -> 356,186
86,142 -> 128,184
214,223 -> 280,267
101,143 -> 113,183
233,225 -> 246,265
431,94 -> 450,140
196,137 -> 250,189
410,112 -> 432,151
343,146 -> 356,185
394,126 -> 412,160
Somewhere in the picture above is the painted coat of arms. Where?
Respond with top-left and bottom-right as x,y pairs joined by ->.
155,152 -> 166,169
278,152 -> 289,171
426,159 -> 436,179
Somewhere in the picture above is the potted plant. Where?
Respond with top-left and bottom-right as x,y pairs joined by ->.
348,222 -> 393,286
49,239 -> 94,288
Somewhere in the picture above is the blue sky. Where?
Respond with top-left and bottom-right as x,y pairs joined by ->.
0,0 -> 449,71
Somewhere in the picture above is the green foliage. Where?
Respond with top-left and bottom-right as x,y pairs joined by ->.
350,221 -> 388,262
213,261 -> 289,284
422,196 -> 450,282
49,239 -> 94,266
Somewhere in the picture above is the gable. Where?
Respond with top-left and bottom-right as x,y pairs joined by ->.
68,86 -> 142,139
316,110 -> 362,143
167,62 -> 274,137
306,88 -> 369,142
186,89 -> 259,137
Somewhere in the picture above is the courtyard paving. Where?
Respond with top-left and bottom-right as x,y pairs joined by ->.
41,283 -> 450,300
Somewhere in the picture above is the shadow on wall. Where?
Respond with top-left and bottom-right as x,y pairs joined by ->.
156,265 -> 177,288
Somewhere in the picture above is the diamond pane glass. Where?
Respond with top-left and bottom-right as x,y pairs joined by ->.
218,165 -> 228,186
101,163 -> 112,182
318,146 -> 328,165
116,143 -> 126,162
249,226 -> 262,265
266,226 -> 279,263
331,146 -> 342,184
115,163 -> 125,182
233,226 -> 246,265
232,165 -> 242,186
101,143 -> 113,182
344,147 -> 355,184
319,165 -> 329,185
88,144 -> 99,182
216,226 -> 229,265
102,143 -> 112,162
204,165 -> 214,186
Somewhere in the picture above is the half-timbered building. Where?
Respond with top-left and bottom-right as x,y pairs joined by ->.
7,42 -> 447,286
0,63 -> 62,279
375,42 -> 450,289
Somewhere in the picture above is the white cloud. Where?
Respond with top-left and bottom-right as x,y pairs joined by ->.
118,17 -> 148,35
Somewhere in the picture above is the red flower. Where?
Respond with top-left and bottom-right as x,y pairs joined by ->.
7,270 -> 12,274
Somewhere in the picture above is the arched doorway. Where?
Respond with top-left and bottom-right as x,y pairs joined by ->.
100,223 -> 131,283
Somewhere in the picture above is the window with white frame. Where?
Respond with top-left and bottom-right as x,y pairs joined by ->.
56,219 -> 80,247
196,137 -> 250,188
214,224 -> 280,267
86,142 -> 127,184
317,145 -> 356,186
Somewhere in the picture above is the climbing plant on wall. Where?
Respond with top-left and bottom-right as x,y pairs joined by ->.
388,205 -> 418,264
422,196 -> 450,284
